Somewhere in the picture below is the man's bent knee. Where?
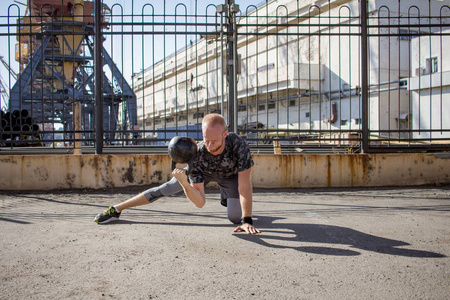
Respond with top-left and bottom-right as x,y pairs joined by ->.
226,198 -> 242,224
228,215 -> 242,224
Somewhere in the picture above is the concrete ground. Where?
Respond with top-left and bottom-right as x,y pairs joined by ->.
0,186 -> 449,299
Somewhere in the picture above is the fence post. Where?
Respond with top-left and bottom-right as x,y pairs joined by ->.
73,102 -> 82,155
94,0 -> 104,154
225,0 -> 239,132
360,0 -> 369,152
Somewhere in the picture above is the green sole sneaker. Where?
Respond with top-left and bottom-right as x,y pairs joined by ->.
94,206 -> 121,224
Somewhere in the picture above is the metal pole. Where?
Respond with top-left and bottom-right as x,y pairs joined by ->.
360,0 -> 369,153
73,102 -> 82,155
226,0 -> 238,132
231,3 -> 238,133
94,0 -> 104,154
219,6 -> 225,118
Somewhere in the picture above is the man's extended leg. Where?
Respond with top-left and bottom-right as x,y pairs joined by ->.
94,177 -> 183,224
113,192 -> 151,212
116,177 -> 183,211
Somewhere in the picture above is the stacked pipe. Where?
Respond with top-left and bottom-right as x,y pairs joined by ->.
0,109 -> 41,145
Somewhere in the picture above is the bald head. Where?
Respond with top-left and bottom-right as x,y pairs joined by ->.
202,113 -> 228,155
202,113 -> 226,132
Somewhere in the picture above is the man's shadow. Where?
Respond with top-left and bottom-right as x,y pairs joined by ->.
236,216 -> 446,257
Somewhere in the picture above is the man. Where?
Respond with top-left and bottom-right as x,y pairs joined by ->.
95,113 -> 260,234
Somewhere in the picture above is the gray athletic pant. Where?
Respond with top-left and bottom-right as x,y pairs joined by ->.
143,175 -> 242,224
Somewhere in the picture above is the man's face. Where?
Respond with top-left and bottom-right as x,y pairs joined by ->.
203,124 -> 228,155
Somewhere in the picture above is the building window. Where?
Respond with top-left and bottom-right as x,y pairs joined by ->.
193,112 -> 204,119
341,119 -> 348,126
289,100 -> 296,106
305,112 -> 310,118
238,105 -> 247,112
268,102 -> 276,109
432,57 -> 438,73
209,108 -> 221,114
426,57 -> 438,74
179,115 -> 187,121
258,104 -> 266,111
354,118 -> 361,125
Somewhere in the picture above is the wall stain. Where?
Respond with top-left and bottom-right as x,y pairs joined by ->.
151,170 -> 162,181
327,156 -> 332,187
361,155 -> 373,184
0,158 -> 17,164
34,167 -> 49,182
121,160 -> 136,183
349,156 -> 355,186
103,156 -> 114,187
66,173 -> 76,188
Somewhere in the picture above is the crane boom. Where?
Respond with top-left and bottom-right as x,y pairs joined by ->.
0,56 -> 18,81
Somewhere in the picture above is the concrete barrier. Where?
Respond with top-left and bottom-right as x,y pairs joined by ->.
0,153 -> 449,190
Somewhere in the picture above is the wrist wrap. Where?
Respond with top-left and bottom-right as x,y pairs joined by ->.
242,216 -> 253,225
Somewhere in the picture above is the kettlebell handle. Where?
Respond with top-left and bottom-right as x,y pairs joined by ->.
171,159 -> 193,174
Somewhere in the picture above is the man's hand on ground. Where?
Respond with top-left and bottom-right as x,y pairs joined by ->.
233,223 -> 261,234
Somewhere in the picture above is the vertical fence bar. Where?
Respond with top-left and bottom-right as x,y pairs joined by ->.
231,2 -> 238,133
95,0 -> 104,154
226,0 -> 237,132
360,0 -> 369,152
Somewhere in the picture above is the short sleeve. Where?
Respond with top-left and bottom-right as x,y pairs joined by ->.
232,133 -> 254,172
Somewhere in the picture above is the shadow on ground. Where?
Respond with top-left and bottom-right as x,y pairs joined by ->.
234,216 -> 446,258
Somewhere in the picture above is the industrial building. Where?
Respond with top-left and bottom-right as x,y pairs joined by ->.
131,0 -> 450,145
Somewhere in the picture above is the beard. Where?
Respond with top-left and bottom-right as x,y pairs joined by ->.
206,140 -> 223,154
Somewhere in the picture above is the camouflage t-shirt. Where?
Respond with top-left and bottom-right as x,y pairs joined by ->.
189,132 -> 254,184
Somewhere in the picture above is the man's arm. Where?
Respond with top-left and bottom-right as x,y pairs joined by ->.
238,167 -> 253,217
172,168 -> 206,208
234,167 -> 260,234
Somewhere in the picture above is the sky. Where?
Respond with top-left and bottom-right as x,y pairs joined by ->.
0,0 -> 255,109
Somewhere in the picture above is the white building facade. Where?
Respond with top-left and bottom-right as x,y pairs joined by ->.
130,0 -> 450,143
408,28 -> 450,139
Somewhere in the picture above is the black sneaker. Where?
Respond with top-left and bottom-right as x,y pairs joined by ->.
94,206 -> 121,224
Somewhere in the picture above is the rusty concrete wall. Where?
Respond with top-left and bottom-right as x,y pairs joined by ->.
0,155 -> 173,191
0,153 -> 449,190
251,153 -> 450,188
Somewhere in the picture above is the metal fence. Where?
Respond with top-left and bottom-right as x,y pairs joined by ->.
1,0 -> 449,154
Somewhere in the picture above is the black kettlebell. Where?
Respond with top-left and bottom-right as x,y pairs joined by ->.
168,136 -> 198,174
